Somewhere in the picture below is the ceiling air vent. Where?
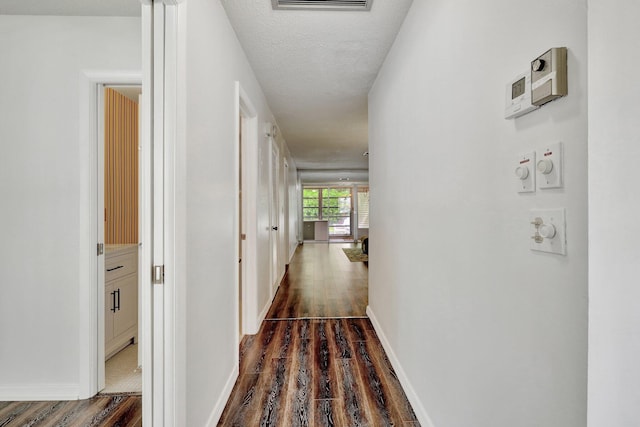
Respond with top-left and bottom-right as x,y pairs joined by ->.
272,0 -> 372,11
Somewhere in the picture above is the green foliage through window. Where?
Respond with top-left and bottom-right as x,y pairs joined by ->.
303,187 -> 352,236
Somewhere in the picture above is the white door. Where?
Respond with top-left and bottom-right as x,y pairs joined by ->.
283,160 -> 289,268
238,114 -> 244,337
150,2 -> 166,424
147,2 -> 182,425
270,140 -> 280,296
96,86 -> 106,392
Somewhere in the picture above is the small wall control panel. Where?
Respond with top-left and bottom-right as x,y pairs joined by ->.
505,73 -> 539,119
515,143 -> 566,255
514,142 -> 563,192
507,49 -> 569,256
515,151 -> 536,193
530,208 -> 566,255
505,47 -> 568,119
531,48 -> 568,106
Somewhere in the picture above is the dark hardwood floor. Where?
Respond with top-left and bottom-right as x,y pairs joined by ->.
1,243 -> 417,427
0,395 -> 141,427
266,243 -> 369,319
220,243 -> 420,426
219,318 -> 419,426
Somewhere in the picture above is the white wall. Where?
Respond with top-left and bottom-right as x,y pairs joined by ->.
368,1 -> 588,426
588,0 -> 640,425
0,15 -> 140,399
178,1 -> 296,424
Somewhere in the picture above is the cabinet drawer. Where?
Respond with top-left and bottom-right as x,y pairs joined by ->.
106,250 -> 137,281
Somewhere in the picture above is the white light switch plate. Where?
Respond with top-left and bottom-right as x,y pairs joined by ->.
536,142 -> 563,189
530,208 -> 566,255
515,151 -> 536,193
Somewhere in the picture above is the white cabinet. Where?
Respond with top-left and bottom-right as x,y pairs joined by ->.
105,245 -> 138,360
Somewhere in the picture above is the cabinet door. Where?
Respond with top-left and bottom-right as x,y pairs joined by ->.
105,281 -> 115,344
113,274 -> 138,337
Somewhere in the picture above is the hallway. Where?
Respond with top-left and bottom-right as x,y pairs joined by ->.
219,243 -> 420,426
266,243 -> 369,319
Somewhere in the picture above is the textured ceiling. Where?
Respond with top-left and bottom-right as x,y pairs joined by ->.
0,0 -> 140,16
221,0 -> 413,175
3,0 -> 412,181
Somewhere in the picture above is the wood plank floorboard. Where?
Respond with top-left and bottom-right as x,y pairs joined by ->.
0,395 -> 141,427
219,319 -> 420,427
266,244 -> 368,319
221,242 -> 419,426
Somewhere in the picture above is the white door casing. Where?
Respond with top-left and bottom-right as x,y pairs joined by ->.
96,84 -> 106,393
235,83 -> 260,336
96,82 -> 144,393
78,72 -> 142,402
141,3 -> 154,425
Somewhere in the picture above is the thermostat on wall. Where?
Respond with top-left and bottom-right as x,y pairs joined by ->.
531,47 -> 568,106
505,72 -> 539,119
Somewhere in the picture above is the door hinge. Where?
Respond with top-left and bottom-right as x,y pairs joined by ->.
153,265 -> 165,284
97,243 -> 104,256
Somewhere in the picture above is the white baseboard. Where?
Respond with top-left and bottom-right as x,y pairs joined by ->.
245,283 -> 277,335
366,306 -> 436,427
289,241 -> 299,263
205,364 -> 239,427
257,293 -> 271,325
0,383 -> 79,401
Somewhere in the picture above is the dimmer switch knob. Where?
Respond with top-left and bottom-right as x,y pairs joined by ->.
532,58 -> 546,72
515,166 -> 529,180
539,224 -> 557,239
537,158 -> 553,174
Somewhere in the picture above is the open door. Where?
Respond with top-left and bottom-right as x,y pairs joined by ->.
269,139 -> 280,297
145,1 -> 184,425
238,114 -> 245,339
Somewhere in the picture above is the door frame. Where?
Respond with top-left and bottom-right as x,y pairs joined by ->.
78,70 -> 145,401
98,82 -> 144,390
235,82 -> 260,336
79,2 -> 182,426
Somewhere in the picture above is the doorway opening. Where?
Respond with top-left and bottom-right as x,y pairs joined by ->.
99,85 -> 143,395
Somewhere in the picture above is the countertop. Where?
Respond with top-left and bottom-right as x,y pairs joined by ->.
105,243 -> 139,256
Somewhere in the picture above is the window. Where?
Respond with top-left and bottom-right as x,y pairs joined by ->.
357,186 -> 369,229
303,187 -> 352,236
303,188 -> 320,221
